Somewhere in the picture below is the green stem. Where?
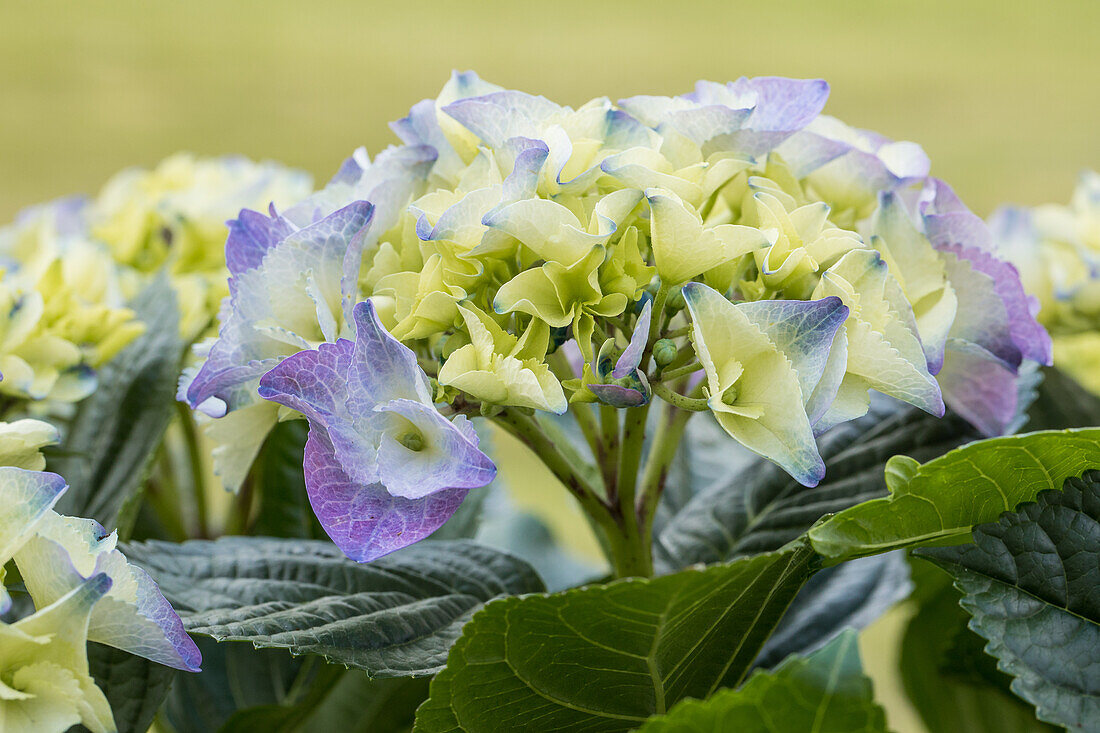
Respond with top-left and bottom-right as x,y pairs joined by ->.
491,409 -> 616,531
611,403 -> 651,577
639,405 -> 693,523
651,381 -> 710,411
648,283 -> 670,346
176,402 -> 210,538
599,404 -> 620,496
656,361 -> 702,382
661,326 -> 691,340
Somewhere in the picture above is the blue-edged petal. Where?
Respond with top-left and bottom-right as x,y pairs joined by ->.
374,400 -> 496,499
0,468 -> 67,613
15,512 -> 201,672
224,203 -> 295,277
612,299 -> 651,379
936,339 -> 1022,437
443,91 -> 561,150
735,296 -> 849,416
685,77 -> 829,155
302,428 -> 469,563
683,283 -> 826,487
185,201 -> 374,415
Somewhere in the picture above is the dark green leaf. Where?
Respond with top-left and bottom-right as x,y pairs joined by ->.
1026,366 -> 1100,432
635,631 -> 887,733
51,274 -> 182,526
656,404 -> 974,571
163,637 -> 321,733
413,542 -> 815,732
71,643 -> 177,733
916,470 -> 1100,730
753,550 -> 911,670
223,674 -> 430,733
809,428 -> 1100,560
900,559 -> 1057,733
125,536 -> 545,677
251,420 -> 323,539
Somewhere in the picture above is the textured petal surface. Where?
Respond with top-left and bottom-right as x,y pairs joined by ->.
684,283 -> 825,486
186,201 -> 374,412
15,513 -> 201,672
303,428 -> 468,563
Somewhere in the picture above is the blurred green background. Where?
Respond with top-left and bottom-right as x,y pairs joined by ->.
2,0 -> 1098,222
3,2 -> 1096,731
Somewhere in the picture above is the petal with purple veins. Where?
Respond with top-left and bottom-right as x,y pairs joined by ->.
14,511 -> 202,671
303,428 -> 468,563
612,300 -> 651,379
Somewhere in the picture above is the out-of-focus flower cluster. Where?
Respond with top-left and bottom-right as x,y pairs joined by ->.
991,171 -> 1100,393
182,72 -> 1050,562
0,200 -> 144,405
0,420 -> 199,733
91,153 -> 312,339
0,154 -> 310,414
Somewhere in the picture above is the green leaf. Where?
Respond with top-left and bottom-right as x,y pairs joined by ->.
125,536 -> 545,677
634,631 -> 887,733
223,674 -> 430,733
915,469 -> 1100,730
657,404 -> 975,570
808,428 -> 1100,560
51,274 -> 182,527
251,420 -> 324,539
413,542 -> 815,732
164,637 -> 326,733
71,643 -> 177,733
753,551 -> 911,670
1025,366 -> 1100,432
899,559 -> 1057,733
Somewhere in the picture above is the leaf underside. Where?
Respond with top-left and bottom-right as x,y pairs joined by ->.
917,470 -> 1100,730
125,537 -> 545,677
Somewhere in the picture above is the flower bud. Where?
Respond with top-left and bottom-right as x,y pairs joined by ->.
666,287 -> 686,311
653,338 -> 677,367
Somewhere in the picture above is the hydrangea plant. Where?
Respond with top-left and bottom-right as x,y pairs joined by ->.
8,73 -> 1098,733
183,72 -> 1049,576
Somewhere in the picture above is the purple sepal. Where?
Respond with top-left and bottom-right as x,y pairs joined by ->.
588,379 -> 650,408
940,243 -> 1053,367
258,301 -> 496,561
184,201 -> 375,413
612,300 -> 651,380
225,203 -> 296,277
937,340 -> 1021,437
303,428 -> 468,563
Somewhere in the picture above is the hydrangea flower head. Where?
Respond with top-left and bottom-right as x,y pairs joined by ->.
186,71 -> 1049,564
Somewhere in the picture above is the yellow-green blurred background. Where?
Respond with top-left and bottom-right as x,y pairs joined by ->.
4,2 -> 1097,731
2,0 -> 1099,222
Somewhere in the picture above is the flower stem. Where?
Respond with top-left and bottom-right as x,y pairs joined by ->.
638,403 -> 693,551
655,361 -> 702,383
491,408 -> 616,531
651,381 -> 709,411
176,402 -> 210,538
600,404 -> 620,494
